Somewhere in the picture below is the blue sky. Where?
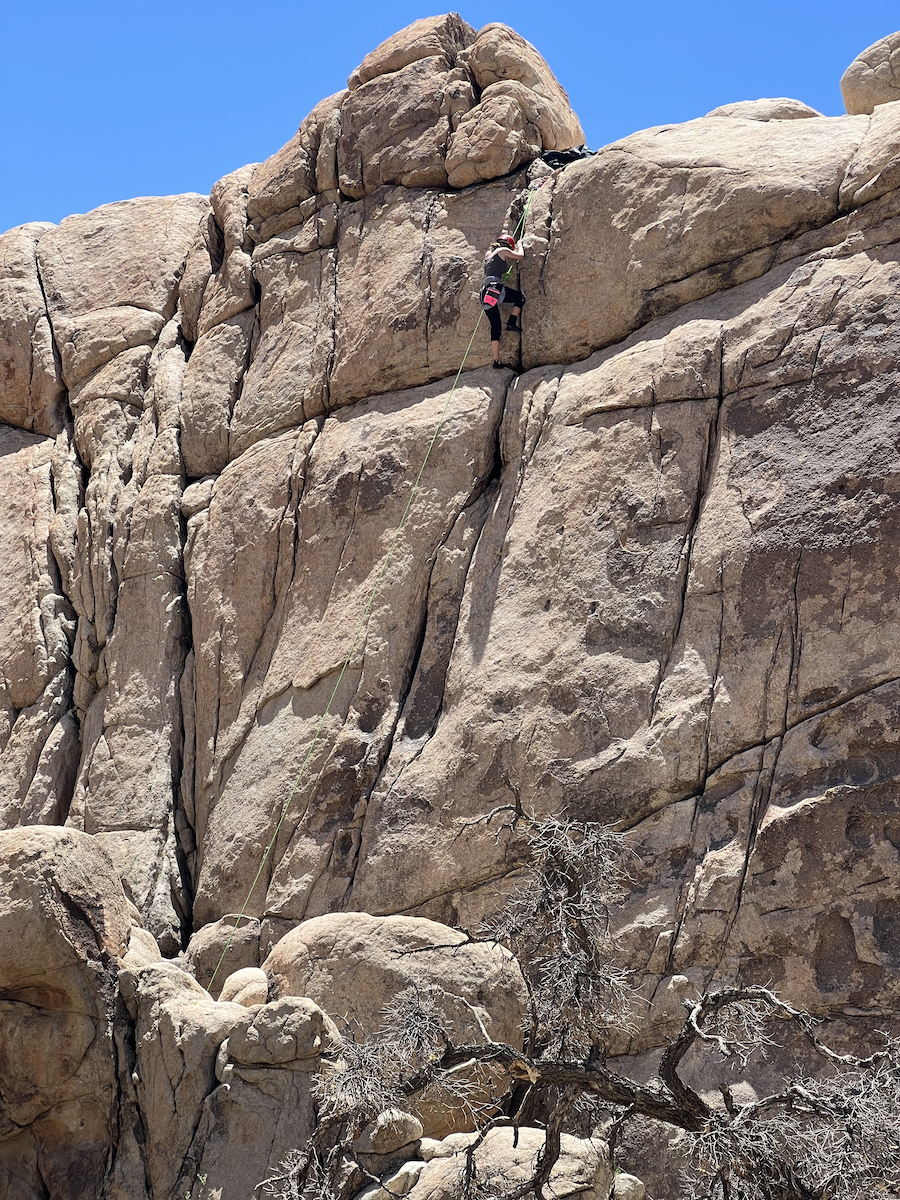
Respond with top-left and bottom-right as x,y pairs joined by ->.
2,1 -> 898,234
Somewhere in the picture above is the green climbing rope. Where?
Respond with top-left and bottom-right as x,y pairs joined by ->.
208,181 -> 542,988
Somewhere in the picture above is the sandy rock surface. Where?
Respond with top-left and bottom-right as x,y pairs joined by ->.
524,112 -> 869,367
4,16 -> 900,1200
217,964 -> 268,1005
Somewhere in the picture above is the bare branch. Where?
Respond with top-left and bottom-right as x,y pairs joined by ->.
259,818 -> 900,1200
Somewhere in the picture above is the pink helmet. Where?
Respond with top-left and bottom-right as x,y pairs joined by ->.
497,233 -> 516,248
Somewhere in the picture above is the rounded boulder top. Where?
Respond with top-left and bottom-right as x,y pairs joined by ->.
841,29 -> 900,115
705,97 -> 823,121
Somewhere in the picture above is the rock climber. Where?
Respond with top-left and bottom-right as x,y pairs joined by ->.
481,233 -> 526,368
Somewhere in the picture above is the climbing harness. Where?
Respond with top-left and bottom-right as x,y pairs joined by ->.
208,181 -> 543,989
481,280 -> 503,307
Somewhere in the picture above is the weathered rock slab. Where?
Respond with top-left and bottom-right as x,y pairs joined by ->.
37,195 -> 207,387
0,224 -> 65,436
525,113 -> 868,368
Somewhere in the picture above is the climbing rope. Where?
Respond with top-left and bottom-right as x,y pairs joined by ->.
208,180 -> 543,988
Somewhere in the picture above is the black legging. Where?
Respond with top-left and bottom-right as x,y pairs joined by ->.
482,285 -> 526,340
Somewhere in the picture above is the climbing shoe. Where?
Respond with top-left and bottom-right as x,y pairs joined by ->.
492,360 -> 504,369
506,317 -> 521,332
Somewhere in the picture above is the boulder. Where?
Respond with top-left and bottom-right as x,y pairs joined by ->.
217,965 -> 268,1006
263,911 -> 526,1047
251,18 -> 580,208
183,914 -> 262,989
264,912 -> 527,1137
221,995 -> 340,1068
0,827 -> 132,1200
445,23 -> 583,187
481,77 -> 584,148
347,14 -> 476,89
418,1133 -> 478,1160
355,1110 -> 425,1156
614,1172 -> 648,1200
841,30 -> 900,114
404,1128 -> 612,1200
839,98 -> 900,210
462,24 -> 583,132
705,97 -> 823,121
446,89 -> 542,188
121,925 -> 163,969
357,1160 -> 427,1200
337,56 -> 474,198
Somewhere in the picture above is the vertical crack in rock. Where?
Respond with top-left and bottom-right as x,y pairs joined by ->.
650,325 -> 725,718
32,241 -> 66,435
260,377 -> 510,918
344,480 -> 500,904
322,250 -> 340,413
204,421 -> 324,804
421,192 -> 441,363
4,244 -> 84,825
699,563 -> 726,790
713,548 -> 805,970
108,989 -> 153,1198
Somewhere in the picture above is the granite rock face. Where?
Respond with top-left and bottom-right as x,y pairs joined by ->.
3,15 -> 900,1200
